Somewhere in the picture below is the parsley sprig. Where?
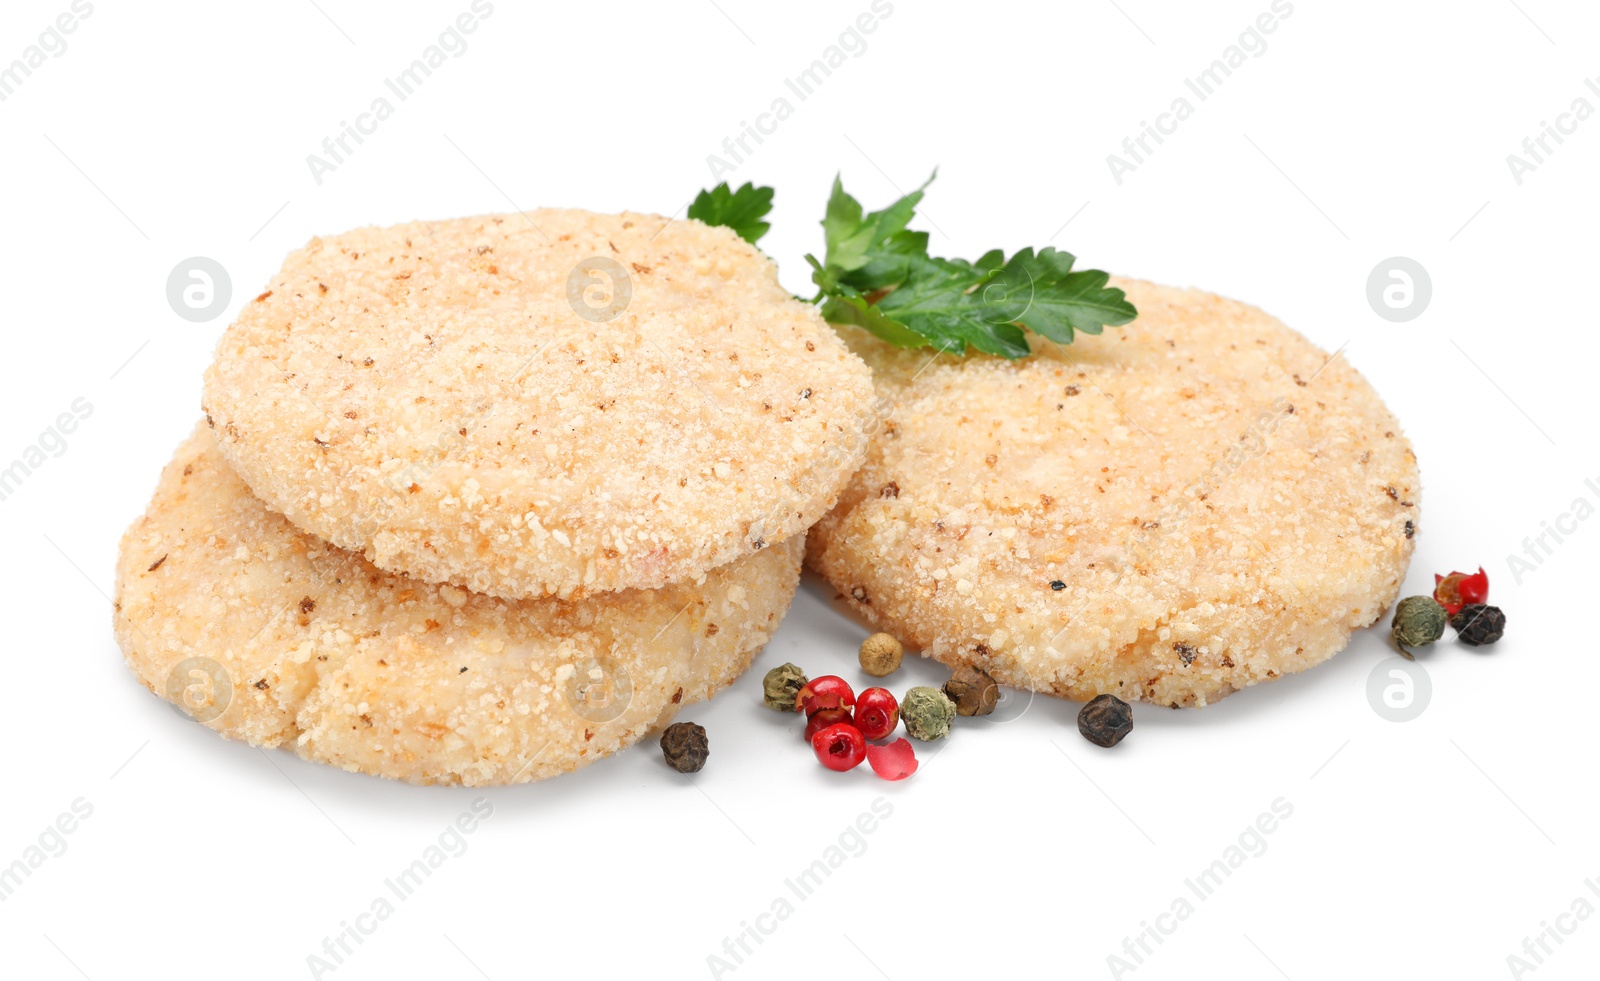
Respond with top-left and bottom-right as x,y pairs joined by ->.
687,182 -> 775,245
689,174 -> 1135,358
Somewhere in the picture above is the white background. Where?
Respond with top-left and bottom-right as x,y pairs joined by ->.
2,1 -> 1596,978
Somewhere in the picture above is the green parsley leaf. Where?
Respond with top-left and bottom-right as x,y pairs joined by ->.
984,247 -> 1138,345
819,171 -> 934,290
864,252 -> 1032,359
688,182 -> 775,244
806,256 -> 931,350
805,175 -> 1136,358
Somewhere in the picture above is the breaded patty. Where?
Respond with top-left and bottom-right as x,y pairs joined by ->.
806,280 -> 1418,707
202,211 -> 876,600
114,425 -> 802,786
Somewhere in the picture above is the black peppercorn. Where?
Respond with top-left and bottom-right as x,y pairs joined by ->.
1451,604 -> 1505,647
660,722 -> 708,772
1078,694 -> 1133,747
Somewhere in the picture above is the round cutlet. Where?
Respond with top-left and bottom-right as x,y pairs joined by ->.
202,211 -> 876,600
805,280 -> 1419,707
114,425 -> 803,786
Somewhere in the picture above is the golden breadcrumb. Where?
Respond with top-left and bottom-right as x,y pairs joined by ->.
202,211 -> 876,600
806,279 -> 1419,707
114,425 -> 802,785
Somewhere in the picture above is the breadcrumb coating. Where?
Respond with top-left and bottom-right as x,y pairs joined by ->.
202,211 -> 876,599
114,425 -> 802,785
806,280 -> 1419,707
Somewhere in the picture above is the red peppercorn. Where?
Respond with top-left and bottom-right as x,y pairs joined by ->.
1433,567 -> 1488,617
854,687 -> 900,740
804,707 -> 853,742
795,675 -> 855,716
866,738 -> 918,781
811,723 -> 867,772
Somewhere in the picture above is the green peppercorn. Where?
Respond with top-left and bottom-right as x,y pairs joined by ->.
901,686 -> 956,740
943,664 -> 998,717
660,722 -> 708,773
761,663 -> 808,711
1392,595 -> 1447,658
858,633 -> 904,677
1451,604 -> 1506,647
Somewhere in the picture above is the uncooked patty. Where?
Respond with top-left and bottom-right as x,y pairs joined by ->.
806,280 -> 1419,707
114,425 -> 802,785
202,211 -> 876,599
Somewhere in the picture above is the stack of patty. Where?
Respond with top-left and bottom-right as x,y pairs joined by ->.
113,211 -> 878,786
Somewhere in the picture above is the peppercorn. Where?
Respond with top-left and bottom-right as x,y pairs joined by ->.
1078,694 -> 1133,748
1433,567 -> 1488,618
900,686 -> 956,740
943,664 -> 998,717
858,633 -> 904,677
866,738 -> 918,781
1392,595 -> 1447,658
1451,604 -> 1506,647
812,723 -> 867,772
804,707 -> 853,743
854,688 -> 899,740
660,722 -> 708,773
796,676 -> 855,716
761,663 -> 808,711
